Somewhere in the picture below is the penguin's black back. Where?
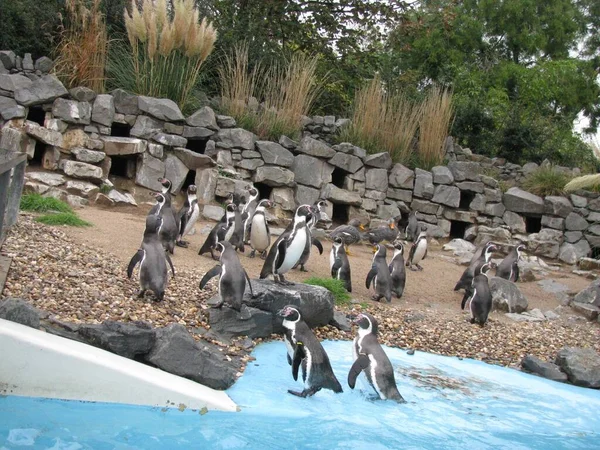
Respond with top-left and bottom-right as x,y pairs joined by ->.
471,274 -> 492,323
360,334 -> 403,401
389,252 -> 406,297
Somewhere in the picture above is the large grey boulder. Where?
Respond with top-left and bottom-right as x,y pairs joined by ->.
387,188 -> 412,203
130,115 -> 163,139
469,194 -> 486,212
555,347 -> 600,388
208,305 -> 273,339
62,161 -> 103,182
295,184 -> 321,206
146,324 -> 239,390
186,106 -> 218,130
111,89 -> 139,115
321,184 -> 362,206
0,298 -> 41,329
172,147 -> 215,170
256,141 -> 294,167
376,204 -> 401,220
485,203 -> 506,217
432,185 -> 460,208
291,154 -> 333,188
503,211 -> 526,233
473,226 -> 512,246
70,86 -> 96,103
297,136 -> 336,158
364,152 -> 392,169
92,94 -> 115,126
14,75 -> 68,106
164,153 -> 189,193
413,168 -> 434,199
27,172 -> 66,187
541,215 -> 564,230
0,97 -> 25,120
565,212 -> 589,231
455,181 -> 484,194
216,128 -> 256,150
572,279 -> 600,307
503,187 -> 545,215
101,136 -> 146,155
138,96 -> 184,121
71,147 -> 105,164
447,161 -> 481,181
235,158 -> 264,171
521,355 -> 568,382
365,168 -> 388,192
78,321 -> 155,359
332,142 -> 367,159
1,127 -> 35,158
182,126 -> 214,139
270,187 -> 295,211
0,51 -> 16,70
195,168 -> 218,203
65,180 -> 99,198
489,277 -> 528,313
242,280 -> 334,334
432,166 -> 454,184
544,196 -> 573,218
24,121 -> 63,147
153,132 -> 187,148
389,163 -> 414,189
136,153 -> 165,191
328,152 -> 363,174
254,166 -> 295,187
411,199 -> 439,215
214,177 -> 252,198
34,56 -> 54,73
527,228 -> 562,259
559,241 -> 590,265
0,73 -> 32,93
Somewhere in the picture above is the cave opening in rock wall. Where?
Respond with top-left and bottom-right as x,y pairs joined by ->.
331,167 -> 347,189
181,169 -> 196,192
111,122 -> 131,137
525,216 -> 542,233
449,220 -> 470,239
29,142 -> 46,167
591,247 -> 600,259
254,182 -> 273,202
27,106 -> 45,126
332,203 -> 349,226
109,155 -> 136,179
186,138 -> 207,154
458,191 -> 475,210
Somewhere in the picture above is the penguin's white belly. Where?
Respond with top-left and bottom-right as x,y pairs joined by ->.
225,224 -> 234,241
329,249 -> 335,270
278,229 -> 307,273
250,216 -> 269,250
183,206 -> 200,236
368,355 -> 384,399
304,347 -> 313,387
413,242 -> 427,263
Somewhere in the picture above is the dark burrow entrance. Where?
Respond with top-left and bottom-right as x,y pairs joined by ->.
591,247 -> 600,259
331,167 -> 347,189
186,138 -> 207,154
30,142 -> 45,167
458,191 -> 476,210
525,216 -> 542,233
111,122 -> 131,137
181,169 -> 196,192
109,155 -> 136,179
332,203 -> 349,225
27,106 -> 45,126
450,220 -> 470,239
254,182 -> 273,201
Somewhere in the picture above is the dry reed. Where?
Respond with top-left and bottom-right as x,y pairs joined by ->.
564,174 -> 600,193
417,86 -> 454,170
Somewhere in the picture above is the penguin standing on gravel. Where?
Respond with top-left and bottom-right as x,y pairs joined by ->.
348,313 -> 405,403
149,178 -> 173,215
127,214 -> 175,301
176,185 -> 200,248
366,244 -> 392,303
406,229 -> 428,271
199,241 -> 253,311
150,192 -> 178,255
278,305 -> 343,397
405,211 -> 421,242
389,240 -> 406,299
295,200 -> 326,272
496,244 -> 526,282
242,185 -> 260,243
228,202 -> 245,253
198,204 -> 236,260
249,199 -> 272,259
464,263 -> 494,326
454,241 -> 497,291
330,236 -> 352,292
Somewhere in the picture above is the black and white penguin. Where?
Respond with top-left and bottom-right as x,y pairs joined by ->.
228,202 -> 245,253
199,241 -> 253,311
295,200 -> 326,272
198,203 -> 236,260
149,192 -> 178,255
278,305 -> 343,397
460,261 -> 497,309
348,313 -> 405,403
176,185 -> 200,248
389,240 -> 406,299
329,218 -> 364,248
148,177 -> 173,215
242,185 -> 260,243
249,199 -> 272,259
259,204 -> 313,285
454,241 -> 497,291
330,236 -> 352,292
404,211 -> 421,242
127,214 -> 175,301
365,218 -> 398,245
496,244 -> 526,282
406,229 -> 428,271
366,244 -> 392,303
464,263 -> 494,326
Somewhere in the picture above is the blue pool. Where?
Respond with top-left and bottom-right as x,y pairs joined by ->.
2,340 -> 599,449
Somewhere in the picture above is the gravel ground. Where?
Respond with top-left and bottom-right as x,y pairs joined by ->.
2,210 -> 599,372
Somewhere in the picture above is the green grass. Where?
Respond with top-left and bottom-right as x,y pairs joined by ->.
304,277 -> 351,305
99,184 -> 112,194
20,193 -> 73,213
521,165 -> 572,197
36,212 -> 92,227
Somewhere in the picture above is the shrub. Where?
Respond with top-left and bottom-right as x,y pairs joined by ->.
218,43 -> 261,120
304,277 -> 351,306
36,212 -> 92,227
54,0 -> 108,92
521,165 -> 572,197
417,86 -> 454,170
20,193 -> 73,214
564,174 -> 600,193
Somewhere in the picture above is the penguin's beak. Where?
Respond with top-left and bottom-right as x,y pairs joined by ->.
276,308 -> 288,317
372,246 -> 377,254
359,224 -> 366,231
390,223 -> 395,229
351,314 -> 363,324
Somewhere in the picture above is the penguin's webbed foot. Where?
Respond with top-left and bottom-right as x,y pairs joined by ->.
469,318 -> 475,324
416,264 -> 424,271
408,265 -> 418,271
137,289 -> 145,299
176,240 -> 189,248
288,387 -> 321,398
249,250 -> 256,258
299,265 -> 308,272
260,251 -> 267,260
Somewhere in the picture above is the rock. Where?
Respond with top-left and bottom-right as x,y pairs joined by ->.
182,126 -> 214,139
334,142 -> 367,159
521,355 -> 568,382
253,166 -> 295,187
413,168 -> 434,199
77,321 -> 155,359
376,204 -> 401,220
138,96 -> 184,121
269,187 -> 295,211
564,231 -> 583,244
455,181 -> 485,193
571,302 -> 600,321
216,114 -> 236,128
431,166 -> 454,184
61,129 -> 90,150
216,128 -> 256,150
146,324 -> 238,390
318,184 -> 360,206
111,89 -> 139,115
130,115 -> 163,139
243,280 -> 334,333
198,205 -> 222,222
565,212 -> 589,231
64,180 -> 99,198
195,168 -> 218,203
241,150 -> 261,159
69,86 -> 96,103
544,196 -> 573,218
0,51 -> 16,70
235,158 -> 264,171
485,203 -> 506,217
295,184 -> 320,206
27,171 -> 66,187
14,75 -> 68,106
411,199 -> 440,215
364,152 -> 392,169
34,56 -> 53,73
489,277 -> 528,313
469,194 -> 486,212
101,136 -> 146,155
365,190 -> 386,201
503,187 -> 545,215
291,154 -> 333,188
447,161 -> 481,181
387,188 -> 413,203
164,153 -> 189,193
252,141 -> 293,167
555,347 -> 600,388
153,132 -> 187,148
328,152 -> 363,174
135,153 -> 166,191
365,168 -> 388,192
505,312 -> 544,322
278,135 -> 298,149
214,177 -> 251,198
541,215 -> 564,230
579,258 -> 600,271
62,160 -> 103,182
208,305 -> 273,339
349,167 -> 366,182
521,162 -> 539,175
570,194 -> 587,208
297,136 -> 336,158
442,209 -> 477,223
0,73 -> 32,93
71,147 -> 105,164
473,226 -> 512,246
559,241 -> 590,265
544,310 -> 560,320
485,188 -> 503,203
171,147 -> 215,170
431,185 -> 460,208
91,94 -> 115,126
0,298 -> 41,328
23,121 -> 63,146
527,229 -> 562,259
186,106 -> 218,130
329,311 -> 351,332
442,239 -> 475,255
502,211 -> 526,234
0,98 -> 25,120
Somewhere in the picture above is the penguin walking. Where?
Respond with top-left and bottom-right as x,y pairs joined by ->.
249,199 -> 272,259
242,185 -> 260,244
330,236 -> 352,292
389,240 -> 406,299
366,244 -> 392,303
278,305 -> 343,397
295,200 -> 326,272
228,202 -> 245,253
404,211 -> 421,242
454,241 -> 497,291
406,229 -> 428,271
199,241 -> 253,311
127,215 -> 175,301
348,313 -> 405,403
464,263 -> 494,326
260,205 -> 313,285
329,218 -> 364,250
496,244 -> 526,282
176,185 -> 200,248
198,204 -> 236,260
149,192 -> 178,255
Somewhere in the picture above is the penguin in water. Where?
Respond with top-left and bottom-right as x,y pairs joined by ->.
242,185 -> 260,243
348,313 -> 405,403
366,244 -> 392,303
294,200 -> 326,272
405,211 -> 421,242
199,241 -> 253,311
389,240 -> 406,299
496,244 -> 526,282
278,305 -> 343,397
464,262 -> 494,327
406,228 -> 428,271
176,185 -> 200,248
249,199 -> 272,259
127,214 -> 175,301
454,241 -> 497,291
149,192 -> 178,255
330,236 -> 352,292
260,204 -> 314,285
198,203 -> 236,260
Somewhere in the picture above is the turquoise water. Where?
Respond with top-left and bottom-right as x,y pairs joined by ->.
2,340 -> 600,449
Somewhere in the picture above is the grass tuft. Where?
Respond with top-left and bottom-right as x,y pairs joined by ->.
304,277 -> 351,306
522,165 -> 572,196
417,85 -> 454,170
564,174 -> 600,193
20,193 -> 73,214
36,212 -> 92,227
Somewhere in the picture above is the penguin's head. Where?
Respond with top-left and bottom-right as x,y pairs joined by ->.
484,242 -> 497,258
216,241 -> 232,256
246,186 -> 259,197
393,240 -> 404,253
258,199 -> 272,209
516,243 -> 526,258
373,244 -> 387,257
157,177 -> 172,192
316,200 -> 327,212
480,261 -> 496,277
150,192 -> 165,205
226,203 -> 237,214
187,185 -> 197,194
353,313 -> 378,336
145,214 -> 162,233
277,305 -> 301,322
295,205 -> 312,221
333,236 -> 344,245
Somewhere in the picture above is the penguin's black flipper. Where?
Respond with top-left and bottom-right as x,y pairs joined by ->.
365,265 -> 378,289
461,287 -> 475,310
513,264 -> 520,282
274,238 -> 287,272
407,242 -> 417,267
312,238 -> 323,255
287,353 -> 292,365
127,249 -> 144,279
347,354 -> 370,389
292,343 -> 306,381
331,258 -> 342,278
165,253 -> 176,278
199,265 -> 222,289
243,269 -> 254,298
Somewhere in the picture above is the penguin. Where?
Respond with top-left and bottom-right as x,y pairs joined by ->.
365,244 -> 392,303
249,199 -> 272,259
330,236 -> 352,292
228,202 -> 245,253
127,214 -> 175,301
278,305 -> 343,397
454,241 -> 497,291
496,244 -> 526,282
148,177 -> 173,215
199,241 -> 253,311
294,200 -> 326,272
348,313 -> 405,403
460,261 -> 497,310
389,240 -> 406,298
176,185 -> 200,248
242,185 -> 260,243
406,229 -> 428,271
198,203 -> 236,260
149,192 -> 178,255
329,218 -> 364,248
260,204 -> 313,285
464,263 -> 494,327
365,218 -> 398,245
404,211 -> 421,242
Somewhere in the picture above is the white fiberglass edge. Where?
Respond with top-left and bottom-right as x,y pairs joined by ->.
0,319 -> 238,412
